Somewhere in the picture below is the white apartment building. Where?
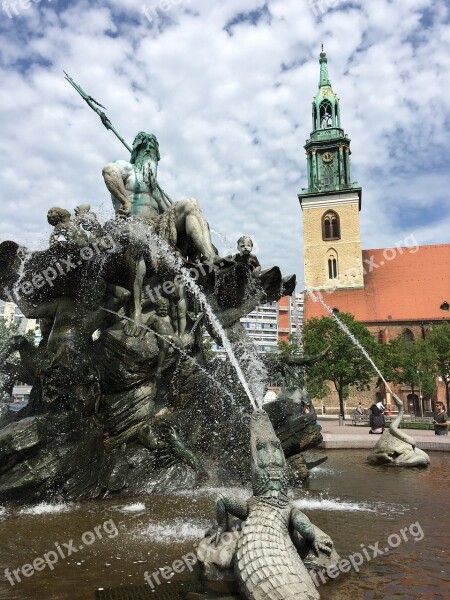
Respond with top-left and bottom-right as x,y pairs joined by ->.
0,300 -> 38,335
211,293 -> 304,356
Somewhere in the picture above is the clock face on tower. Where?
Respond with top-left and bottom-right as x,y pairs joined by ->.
322,151 -> 334,163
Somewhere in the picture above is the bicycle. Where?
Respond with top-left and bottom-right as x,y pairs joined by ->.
351,409 -> 368,426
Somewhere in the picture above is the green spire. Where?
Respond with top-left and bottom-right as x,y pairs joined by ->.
311,48 -> 339,131
298,46 -> 361,201
319,46 -> 331,88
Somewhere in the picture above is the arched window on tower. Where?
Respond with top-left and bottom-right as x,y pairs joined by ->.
402,329 -> 415,342
322,211 -> 340,241
326,250 -> 338,280
320,100 -> 333,128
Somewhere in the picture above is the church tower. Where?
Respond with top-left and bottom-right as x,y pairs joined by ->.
299,49 -> 363,291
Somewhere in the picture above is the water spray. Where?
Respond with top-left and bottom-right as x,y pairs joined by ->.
141,227 -> 259,409
307,290 -> 403,406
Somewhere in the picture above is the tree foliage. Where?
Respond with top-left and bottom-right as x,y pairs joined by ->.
424,320 -> 450,411
381,336 -> 437,403
201,331 -> 217,362
376,324 -> 450,413
264,334 -> 305,388
302,313 -> 378,418
277,334 -> 302,359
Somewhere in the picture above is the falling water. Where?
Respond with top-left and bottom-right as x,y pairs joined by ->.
102,219 -> 259,408
143,231 -> 258,409
14,246 -> 31,287
209,229 -> 234,256
307,290 -> 400,402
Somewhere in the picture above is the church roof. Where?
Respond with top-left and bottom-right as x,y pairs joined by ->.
303,244 -> 450,323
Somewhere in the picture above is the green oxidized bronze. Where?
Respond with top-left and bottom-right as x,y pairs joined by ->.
204,409 -> 334,600
299,49 -> 362,202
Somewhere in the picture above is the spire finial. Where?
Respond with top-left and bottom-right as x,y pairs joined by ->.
318,47 -> 331,87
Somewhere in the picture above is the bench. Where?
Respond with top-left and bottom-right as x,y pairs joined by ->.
351,414 -> 435,430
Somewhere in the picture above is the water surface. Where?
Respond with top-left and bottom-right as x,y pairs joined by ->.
0,450 -> 448,599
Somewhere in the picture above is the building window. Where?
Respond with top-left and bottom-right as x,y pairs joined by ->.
402,329 -> 414,342
326,248 -> 338,280
328,258 -> 338,279
322,211 -> 340,240
323,165 -> 333,187
320,100 -> 333,128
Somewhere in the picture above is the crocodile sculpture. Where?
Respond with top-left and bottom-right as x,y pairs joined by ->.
367,393 -> 430,466
206,409 -> 334,600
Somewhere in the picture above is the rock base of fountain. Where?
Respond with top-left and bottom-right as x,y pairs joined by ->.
0,206 -> 309,502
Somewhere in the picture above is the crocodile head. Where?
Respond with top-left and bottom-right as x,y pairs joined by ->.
250,409 -> 288,498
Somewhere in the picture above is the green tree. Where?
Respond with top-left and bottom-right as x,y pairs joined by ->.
277,334 -> 302,359
382,337 -> 437,415
426,321 -> 450,412
201,331 -> 217,362
302,313 -> 378,420
264,334 -> 305,388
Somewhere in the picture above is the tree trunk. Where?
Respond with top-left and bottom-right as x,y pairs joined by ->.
445,380 -> 450,414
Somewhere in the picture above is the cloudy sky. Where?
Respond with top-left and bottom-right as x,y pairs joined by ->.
1,0 -> 449,286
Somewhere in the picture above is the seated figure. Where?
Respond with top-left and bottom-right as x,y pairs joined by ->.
233,236 -> 261,273
102,131 -> 221,332
47,207 -> 89,247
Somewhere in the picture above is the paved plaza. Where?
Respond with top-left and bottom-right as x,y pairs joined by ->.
318,419 -> 450,451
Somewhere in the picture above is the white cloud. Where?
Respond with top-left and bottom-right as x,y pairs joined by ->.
0,0 -> 449,288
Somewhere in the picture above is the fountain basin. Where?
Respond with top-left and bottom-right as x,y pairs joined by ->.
0,450 -> 448,599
